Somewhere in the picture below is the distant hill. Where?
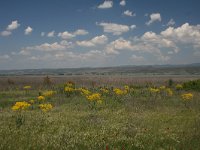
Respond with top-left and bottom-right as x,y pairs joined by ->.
0,63 -> 200,76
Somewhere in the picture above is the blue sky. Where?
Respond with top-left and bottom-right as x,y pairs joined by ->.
0,0 -> 200,69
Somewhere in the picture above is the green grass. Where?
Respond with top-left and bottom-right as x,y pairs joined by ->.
0,85 -> 200,150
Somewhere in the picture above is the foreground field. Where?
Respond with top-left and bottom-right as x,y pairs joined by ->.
0,76 -> 200,150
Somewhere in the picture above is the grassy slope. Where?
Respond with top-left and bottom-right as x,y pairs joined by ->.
0,87 -> 200,150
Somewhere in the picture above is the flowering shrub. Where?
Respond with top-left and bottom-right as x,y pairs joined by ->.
39,103 -> 53,112
149,88 -> 160,94
166,88 -> 173,96
100,88 -> 109,94
12,101 -> 31,111
176,84 -> 183,90
42,90 -> 55,97
37,96 -> 45,101
113,88 -> 127,95
86,93 -> 102,103
181,93 -> 193,101
79,88 -> 91,96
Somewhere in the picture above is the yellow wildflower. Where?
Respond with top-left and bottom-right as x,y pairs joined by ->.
37,96 -> 45,101
23,86 -> 31,90
39,103 -> 53,112
65,81 -> 75,87
113,88 -> 127,95
124,85 -> 129,91
181,93 -> 193,101
64,87 -> 74,92
29,100 -> 35,104
79,88 -> 91,95
166,88 -> 173,96
97,100 -> 103,104
176,84 -> 183,90
86,93 -> 102,102
12,101 -> 30,111
42,90 -> 55,97
159,86 -> 166,90
149,88 -> 160,93
100,88 -> 109,94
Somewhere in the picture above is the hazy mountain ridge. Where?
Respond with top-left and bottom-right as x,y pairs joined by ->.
0,63 -> 200,76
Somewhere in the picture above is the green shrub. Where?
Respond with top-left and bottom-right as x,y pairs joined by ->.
183,79 -> 200,91
168,79 -> 174,87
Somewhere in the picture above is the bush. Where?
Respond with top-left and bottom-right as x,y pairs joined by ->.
43,76 -> 52,85
183,79 -> 200,91
168,79 -> 174,87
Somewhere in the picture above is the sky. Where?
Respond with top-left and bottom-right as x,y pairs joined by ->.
0,0 -> 200,70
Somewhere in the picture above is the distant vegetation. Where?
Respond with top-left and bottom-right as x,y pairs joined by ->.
183,79 -> 200,91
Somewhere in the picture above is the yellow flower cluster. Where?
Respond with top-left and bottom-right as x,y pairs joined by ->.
86,93 -> 102,104
100,88 -> 109,94
29,100 -> 35,104
159,86 -> 166,90
181,93 -> 193,101
65,81 -> 74,87
37,96 -> 45,101
166,88 -> 173,96
39,103 -> 53,112
176,84 -> 183,90
64,87 -> 74,92
113,88 -> 127,95
124,85 -> 130,91
42,90 -> 55,97
12,101 -> 31,111
79,88 -> 91,96
64,81 -> 76,95
23,86 -> 31,90
149,88 -> 160,93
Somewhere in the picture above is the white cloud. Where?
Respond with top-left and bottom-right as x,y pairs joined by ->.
73,29 -> 88,35
1,30 -> 12,36
167,19 -> 175,26
130,25 -> 136,30
47,31 -> 55,37
97,22 -> 132,35
142,31 -> 179,53
120,0 -> 126,6
24,42 -> 66,51
6,20 -> 20,31
20,40 -> 73,55
146,13 -> 162,25
105,38 -> 134,54
19,50 -> 31,55
24,26 -> 33,35
0,54 -> 10,60
104,23 -> 200,62
1,20 -> 20,37
77,35 -> 108,47
41,32 -> 45,37
130,55 -> 144,61
58,29 -> 88,39
105,37 -> 171,61
25,49 -> 107,67
15,23 -> 200,68
123,10 -> 135,17
58,31 -> 75,39
161,23 -> 200,48
105,31 -> 179,60
98,1 -> 113,9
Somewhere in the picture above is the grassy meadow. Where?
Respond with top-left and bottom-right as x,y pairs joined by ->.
0,75 -> 200,150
